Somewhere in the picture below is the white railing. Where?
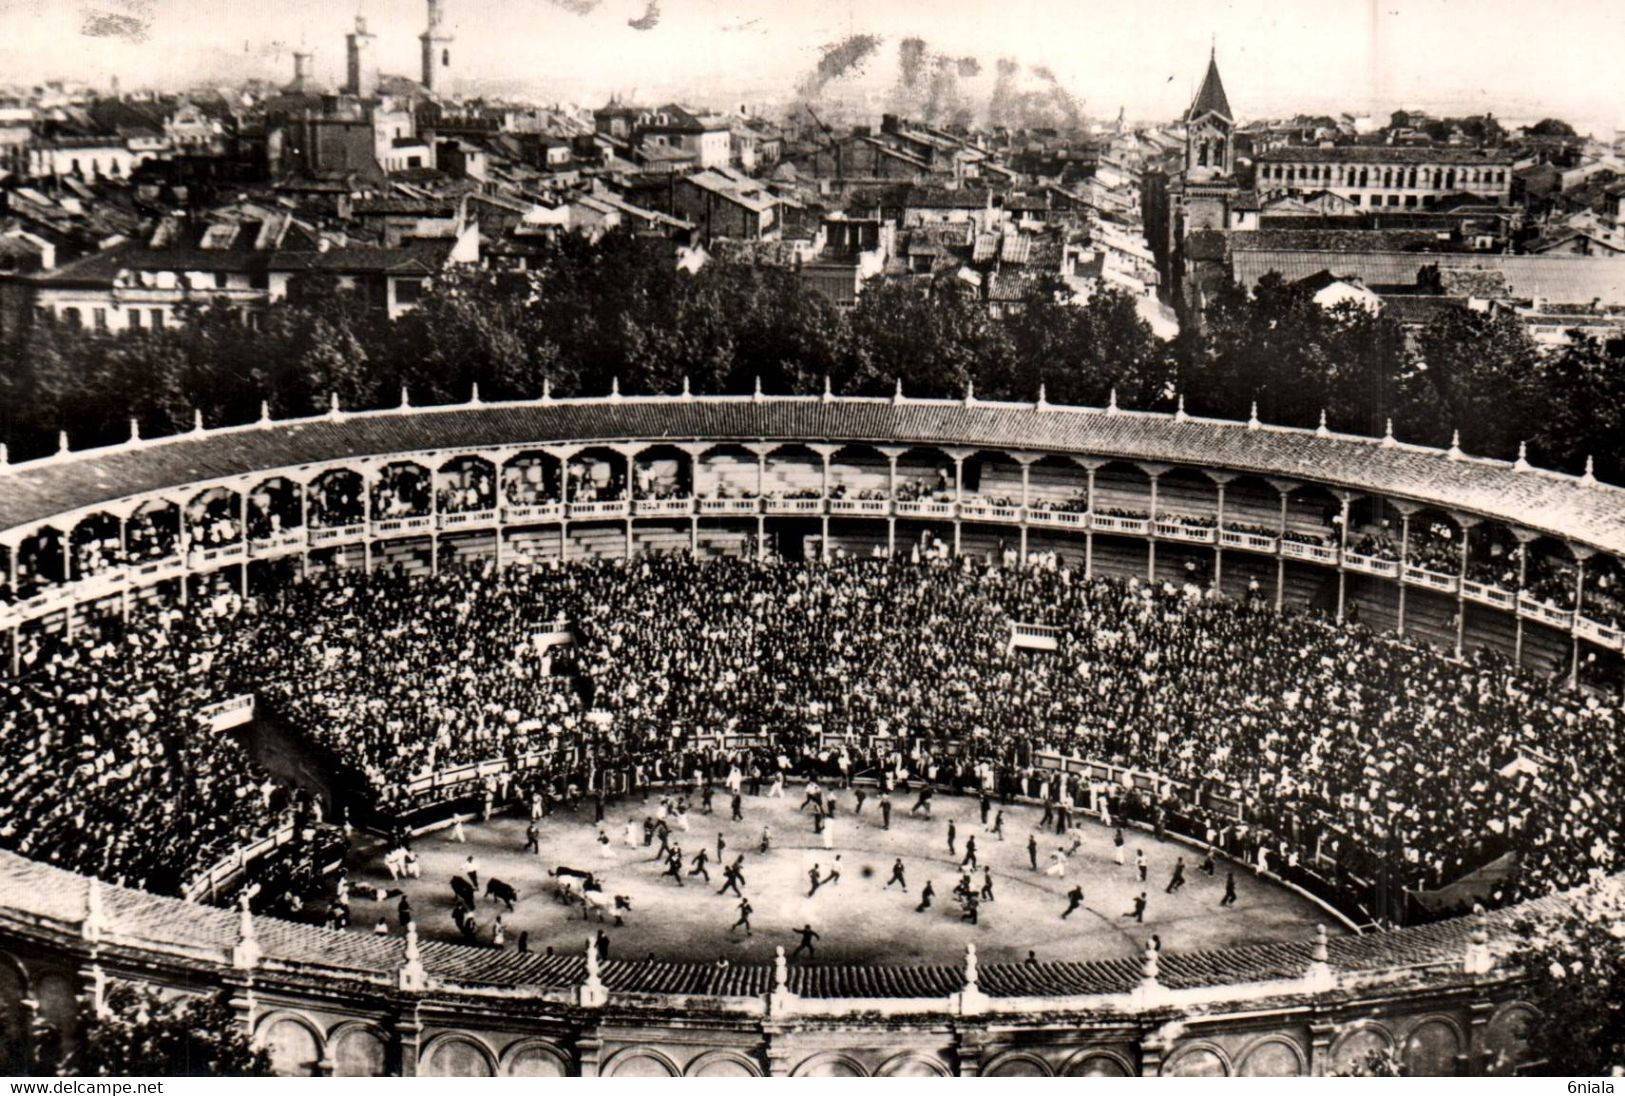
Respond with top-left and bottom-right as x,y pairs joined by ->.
1461,580 -> 1516,610
190,542 -> 246,568
184,823 -> 296,903
1091,514 -> 1150,535
1155,520 -> 1217,545
568,499 -> 630,520
196,693 -> 255,731
250,530 -> 306,558
440,508 -> 499,530
1574,615 -> 1624,651
307,523 -> 366,546
829,498 -> 891,516
1518,592 -> 1574,629
1009,620 -> 1061,651
634,498 -> 695,518
504,502 -> 564,523
1403,565 -> 1460,594
1220,529 -> 1278,553
959,502 -> 1023,523
764,497 -> 824,515
894,500 -> 956,519
1281,539 -> 1338,565
1025,508 -> 1086,527
371,515 -> 432,536
1342,551 -> 1400,578
698,498 -> 760,516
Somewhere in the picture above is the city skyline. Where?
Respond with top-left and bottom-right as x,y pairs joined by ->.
4,0 -> 1620,133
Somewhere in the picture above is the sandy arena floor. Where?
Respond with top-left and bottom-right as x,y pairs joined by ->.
342,787 -> 1342,966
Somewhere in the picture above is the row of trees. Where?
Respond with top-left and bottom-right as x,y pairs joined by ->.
1,228 -> 1622,483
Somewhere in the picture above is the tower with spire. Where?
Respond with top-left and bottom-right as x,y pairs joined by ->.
1185,44 -> 1234,180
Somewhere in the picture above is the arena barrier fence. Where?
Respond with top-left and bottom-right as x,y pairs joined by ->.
196,692 -> 256,731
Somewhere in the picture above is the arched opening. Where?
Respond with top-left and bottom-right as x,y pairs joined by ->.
186,486 -> 242,549
247,478 -> 303,539
437,456 -> 497,514
125,500 -> 180,562
373,461 -> 431,519
632,444 -> 691,500
308,469 -> 365,528
501,451 -> 561,508
70,512 -> 123,580
567,446 -> 628,503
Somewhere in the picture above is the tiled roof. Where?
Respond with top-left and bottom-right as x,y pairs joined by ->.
1232,250 -> 1625,306
3,397 -> 1624,554
0,851 -> 1581,1001
1256,146 -> 1515,166
1188,51 -> 1233,123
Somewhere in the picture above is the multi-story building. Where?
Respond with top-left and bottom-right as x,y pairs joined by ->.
1255,146 -> 1515,209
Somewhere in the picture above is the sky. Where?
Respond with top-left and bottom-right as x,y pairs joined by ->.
5,0 -> 1622,133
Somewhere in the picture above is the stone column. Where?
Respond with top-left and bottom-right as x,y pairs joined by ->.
1511,527 -> 1537,668
1333,491 -> 1356,623
946,447 -> 976,558
1570,544 -> 1593,688
1454,513 -> 1479,657
1268,478 -> 1299,613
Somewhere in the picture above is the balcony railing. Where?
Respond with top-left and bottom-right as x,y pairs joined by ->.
698,498 -> 759,516
1091,514 -> 1150,536
1155,520 -> 1217,545
372,515 -> 433,536
503,502 -> 564,524
440,508 -> 499,531
1025,508 -> 1085,527
959,502 -> 1023,523
1281,540 -> 1338,565
250,530 -> 306,558
1517,592 -> 1574,630
1574,615 -> 1623,651
633,498 -> 696,518
1220,529 -> 1278,553
1403,565 -> 1459,594
189,542 -> 246,568
894,500 -> 955,519
764,498 -> 824,515
1461,580 -> 1516,610
1342,551 -> 1399,578
568,499 -> 630,520
307,523 -> 366,546
829,498 -> 890,516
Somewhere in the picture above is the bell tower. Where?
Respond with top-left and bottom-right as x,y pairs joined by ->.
420,0 -> 455,95
1184,44 -> 1234,180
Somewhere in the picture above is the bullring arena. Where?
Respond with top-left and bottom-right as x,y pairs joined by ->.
1,387 -> 1620,1076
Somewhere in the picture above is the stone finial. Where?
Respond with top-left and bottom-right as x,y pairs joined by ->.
541,376 -> 552,402
192,408 -> 205,434
1464,917 -> 1493,975
822,374 -> 832,403
0,443 -> 9,466
398,921 -> 426,990
1173,394 -> 1187,423
963,380 -> 976,407
1107,388 -> 1119,414
327,392 -> 341,419
1036,383 -> 1048,411
258,400 -> 271,425
752,376 -> 763,402
57,430 -> 70,456
83,878 -> 105,943
470,381 -> 482,405
681,375 -> 692,400
585,936 -> 600,982
1447,430 -> 1464,461
580,936 -> 606,1007
128,417 -> 141,443
774,946 -> 788,991
893,378 -> 904,405
964,943 -> 979,990
1380,418 -> 1396,448
399,385 -> 411,409
1514,440 -> 1530,472
1304,923 -> 1334,990
231,902 -> 260,970
1316,409 -> 1330,437
1246,401 -> 1260,431
1140,939 -> 1160,986
609,376 -> 620,400
1581,456 -> 1597,487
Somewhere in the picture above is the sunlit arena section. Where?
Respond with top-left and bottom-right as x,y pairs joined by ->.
0,389 -> 1621,1076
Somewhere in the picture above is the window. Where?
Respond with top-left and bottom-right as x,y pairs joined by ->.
62,307 -> 81,329
215,272 -> 229,289
151,309 -> 164,330
394,278 -> 424,305
1350,194 -> 1361,206
1404,195 -> 1417,207
92,307 -> 107,331
249,272 -> 268,290
128,308 -> 142,331
442,48 -> 450,66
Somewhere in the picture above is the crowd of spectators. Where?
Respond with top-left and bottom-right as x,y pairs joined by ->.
3,553 -> 1619,927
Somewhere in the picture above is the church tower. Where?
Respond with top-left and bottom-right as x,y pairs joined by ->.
345,16 -> 377,99
420,0 -> 456,96
1185,46 -> 1234,180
